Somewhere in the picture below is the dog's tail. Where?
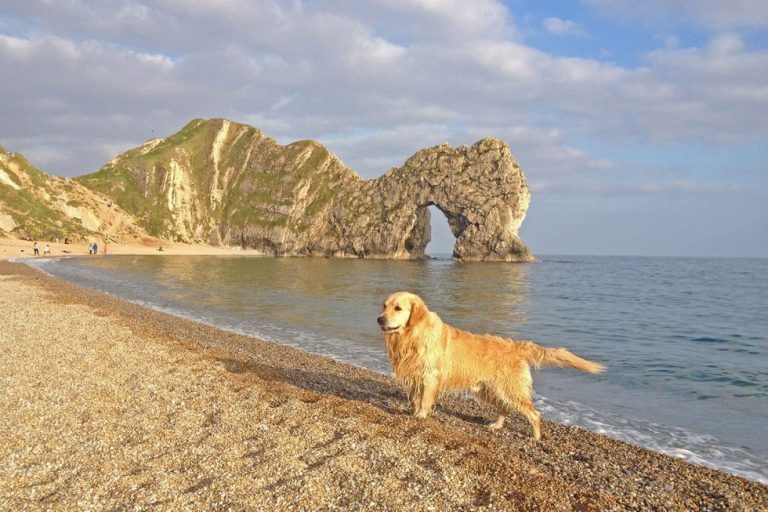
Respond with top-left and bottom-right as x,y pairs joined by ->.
518,341 -> 605,373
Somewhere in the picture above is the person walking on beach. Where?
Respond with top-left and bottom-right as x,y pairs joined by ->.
93,242 -> 98,255
44,244 -> 50,256
33,241 -> 39,256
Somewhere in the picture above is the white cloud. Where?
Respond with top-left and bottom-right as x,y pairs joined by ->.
0,34 -> 31,57
0,1 -> 765,189
637,34 -> 768,141
585,0 -> 768,30
542,17 -> 583,36
325,0 -> 513,43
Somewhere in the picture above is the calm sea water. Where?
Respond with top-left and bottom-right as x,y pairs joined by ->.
25,255 -> 768,483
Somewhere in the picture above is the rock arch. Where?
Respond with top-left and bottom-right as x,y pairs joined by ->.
366,138 -> 535,261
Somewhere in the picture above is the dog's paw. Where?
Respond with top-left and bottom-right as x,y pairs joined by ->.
487,417 -> 506,430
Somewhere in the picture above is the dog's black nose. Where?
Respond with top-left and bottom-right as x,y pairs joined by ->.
377,316 -> 385,326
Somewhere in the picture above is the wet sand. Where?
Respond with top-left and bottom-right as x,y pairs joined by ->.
0,258 -> 766,511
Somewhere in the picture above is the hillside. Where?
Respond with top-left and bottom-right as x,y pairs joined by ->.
76,119 -> 534,261
0,148 -> 145,242
77,119 -> 359,249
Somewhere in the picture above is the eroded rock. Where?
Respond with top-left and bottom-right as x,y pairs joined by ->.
78,119 -> 535,261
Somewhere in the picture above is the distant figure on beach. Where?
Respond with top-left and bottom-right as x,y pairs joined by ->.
64,237 -> 69,244
157,245 -> 164,252
44,244 -> 50,256
88,243 -> 93,255
33,241 -> 39,256
93,242 -> 98,254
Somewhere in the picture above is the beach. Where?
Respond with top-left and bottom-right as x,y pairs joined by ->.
1,251 -> 766,510
0,237 -> 248,260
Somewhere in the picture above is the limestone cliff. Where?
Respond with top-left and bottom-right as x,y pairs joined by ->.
0,148 -> 145,241
77,119 -> 534,261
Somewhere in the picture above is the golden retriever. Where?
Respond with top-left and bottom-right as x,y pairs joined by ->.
377,291 -> 604,440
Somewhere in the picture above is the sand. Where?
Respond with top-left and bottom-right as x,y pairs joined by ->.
0,242 -> 766,510
0,236 -> 248,260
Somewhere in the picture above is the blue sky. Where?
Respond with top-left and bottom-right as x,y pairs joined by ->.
1,0 -> 766,257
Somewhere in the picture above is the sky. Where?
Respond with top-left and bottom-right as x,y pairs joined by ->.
1,0 -> 766,257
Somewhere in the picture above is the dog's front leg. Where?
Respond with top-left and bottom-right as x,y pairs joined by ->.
414,374 -> 438,419
407,383 -> 422,414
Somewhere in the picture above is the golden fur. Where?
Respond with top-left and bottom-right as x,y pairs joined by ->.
377,291 -> 604,440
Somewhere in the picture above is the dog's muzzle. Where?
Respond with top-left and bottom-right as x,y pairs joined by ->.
377,316 -> 399,332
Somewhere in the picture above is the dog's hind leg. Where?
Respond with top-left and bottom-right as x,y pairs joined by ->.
481,384 -> 542,440
476,385 -> 509,430
512,398 -> 541,440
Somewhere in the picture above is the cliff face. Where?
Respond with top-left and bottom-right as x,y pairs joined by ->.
77,119 -> 534,261
0,148 -> 145,241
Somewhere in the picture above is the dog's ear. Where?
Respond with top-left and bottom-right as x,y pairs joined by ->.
408,299 -> 428,327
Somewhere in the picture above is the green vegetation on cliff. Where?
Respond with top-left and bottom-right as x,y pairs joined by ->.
0,152 -> 102,240
0,184 -> 89,239
75,119 -> 357,244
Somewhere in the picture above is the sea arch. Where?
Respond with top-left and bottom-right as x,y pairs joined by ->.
391,138 -> 534,261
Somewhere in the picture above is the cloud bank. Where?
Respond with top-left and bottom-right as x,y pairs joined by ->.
1,1 -> 766,256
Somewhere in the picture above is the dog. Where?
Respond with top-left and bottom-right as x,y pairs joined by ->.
377,291 -> 604,440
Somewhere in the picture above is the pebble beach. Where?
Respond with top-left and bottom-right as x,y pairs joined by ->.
1,257 -> 766,511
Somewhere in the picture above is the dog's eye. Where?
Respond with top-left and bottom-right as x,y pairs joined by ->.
394,306 -> 402,311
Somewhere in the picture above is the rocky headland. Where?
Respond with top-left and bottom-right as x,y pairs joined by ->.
2,119 -> 534,261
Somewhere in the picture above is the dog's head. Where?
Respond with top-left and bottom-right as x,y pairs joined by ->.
377,291 -> 429,334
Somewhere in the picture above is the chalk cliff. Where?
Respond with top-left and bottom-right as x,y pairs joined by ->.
76,119 -> 534,261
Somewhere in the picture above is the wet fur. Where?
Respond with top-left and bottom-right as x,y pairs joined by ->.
378,292 -> 604,440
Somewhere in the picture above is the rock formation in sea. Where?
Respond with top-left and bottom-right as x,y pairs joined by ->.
77,119 -> 535,261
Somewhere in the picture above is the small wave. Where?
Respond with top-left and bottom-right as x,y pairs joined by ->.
123,297 -> 391,375
691,336 -> 727,344
19,258 -> 59,274
536,395 -> 767,484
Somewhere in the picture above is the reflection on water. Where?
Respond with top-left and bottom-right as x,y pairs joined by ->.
120,255 -> 532,349
53,255 -> 533,373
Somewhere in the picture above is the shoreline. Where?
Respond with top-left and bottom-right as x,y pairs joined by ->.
0,236 -> 252,260
1,258 -> 766,509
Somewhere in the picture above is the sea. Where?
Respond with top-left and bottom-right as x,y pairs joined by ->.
23,254 -> 768,484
